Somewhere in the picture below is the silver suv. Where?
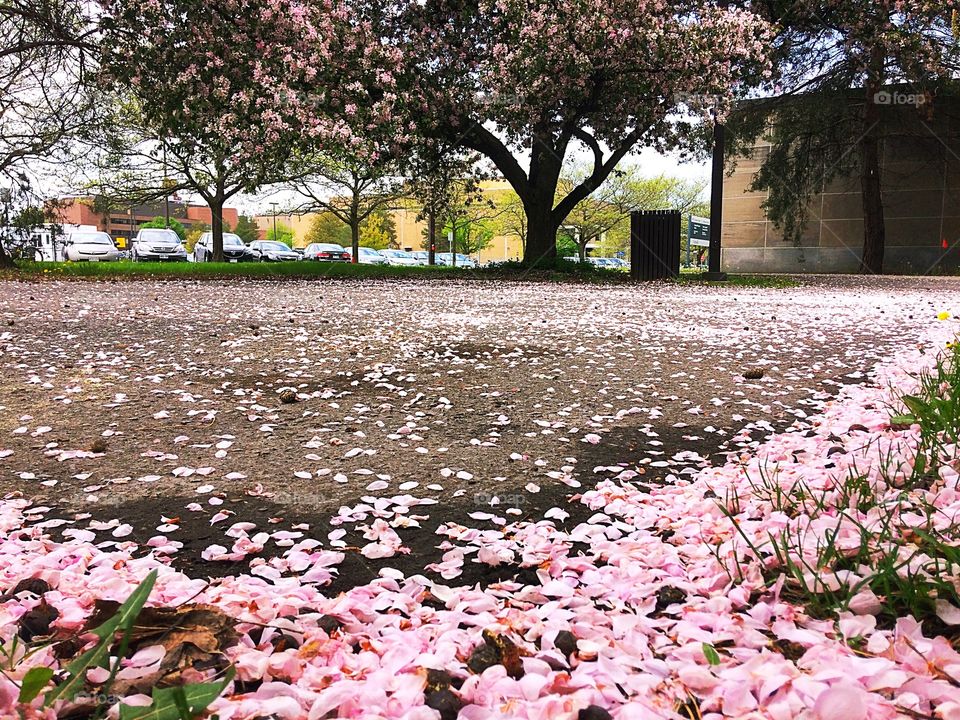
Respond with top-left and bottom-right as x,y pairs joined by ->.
131,228 -> 186,262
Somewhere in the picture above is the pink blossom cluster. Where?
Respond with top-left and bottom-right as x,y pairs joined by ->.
397,0 -> 773,148
1,325 -> 959,718
99,0 -> 407,179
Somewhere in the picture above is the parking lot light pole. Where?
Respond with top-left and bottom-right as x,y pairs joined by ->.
270,203 -> 278,243
162,143 -> 170,228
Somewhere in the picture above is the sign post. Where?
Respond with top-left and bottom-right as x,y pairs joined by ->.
687,215 -> 710,267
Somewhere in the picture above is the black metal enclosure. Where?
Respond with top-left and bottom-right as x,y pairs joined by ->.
630,210 -> 681,281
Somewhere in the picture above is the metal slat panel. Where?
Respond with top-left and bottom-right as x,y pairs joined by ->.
630,210 -> 682,281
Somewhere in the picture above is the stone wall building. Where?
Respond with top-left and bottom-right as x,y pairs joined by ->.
721,99 -> 960,274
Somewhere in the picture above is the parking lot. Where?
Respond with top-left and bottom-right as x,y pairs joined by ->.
1,275 -> 955,587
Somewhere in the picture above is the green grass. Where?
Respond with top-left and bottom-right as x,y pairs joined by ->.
6,260 -> 462,281
2,259 -> 798,287
718,338 -> 960,627
672,273 -> 801,289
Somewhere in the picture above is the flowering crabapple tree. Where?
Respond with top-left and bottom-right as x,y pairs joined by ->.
387,0 -> 772,265
98,0 -> 401,261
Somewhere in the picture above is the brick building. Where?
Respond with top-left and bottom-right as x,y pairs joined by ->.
56,197 -> 239,247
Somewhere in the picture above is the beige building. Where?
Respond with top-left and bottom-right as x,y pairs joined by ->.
722,102 -> 960,274
253,213 -> 313,244
253,180 -> 525,263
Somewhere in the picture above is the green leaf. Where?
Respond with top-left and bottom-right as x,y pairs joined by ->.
171,687 -> 191,720
119,668 -> 234,720
18,666 -> 54,703
45,570 -> 157,707
901,395 -> 928,417
890,414 -> 916,425
702,642 -> 721,666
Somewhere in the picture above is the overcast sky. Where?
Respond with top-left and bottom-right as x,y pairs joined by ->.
234,147 -> 711,218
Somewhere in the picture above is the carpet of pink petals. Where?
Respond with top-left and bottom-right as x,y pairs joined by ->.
1,321 -> 959,720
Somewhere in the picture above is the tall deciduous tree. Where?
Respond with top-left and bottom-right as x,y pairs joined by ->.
233,215 -> 259,244
0,0 -> 98,267
304,212 -> 352,247
404,142 -> 486,264
286,154 -> 402,262
495,191 -> 528,253
98,0 -> 395,261
386,0 -> 771,265
139,215 -> 187,242
360,209 -> 397,250
558,165 -> 633,262
265,222 -> 294,247
558,166 -> 709,260
0,0 -> 97,182
731,2 -> 958,274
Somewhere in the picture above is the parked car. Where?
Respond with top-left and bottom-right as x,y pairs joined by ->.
606,257 -> 629,270
193,232 -> 252,262
131,228 -> 187,262
410,251 -> 430,266
344,246 -> 387,265
303,243 -> 351,262
379,249 -> 418,267
64,231 -> 120,262
248,241 -> 301,262
587,257 -> 621,269
434,252 -> 477,268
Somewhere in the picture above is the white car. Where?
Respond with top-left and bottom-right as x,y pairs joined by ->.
345,247 -> 387,265
379,249 -> 418,267
436,252 -> 477,268
64,231 -> 120,262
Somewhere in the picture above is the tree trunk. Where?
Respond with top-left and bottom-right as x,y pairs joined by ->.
859,126 -> 885,274
523,201 -> 559,266
0,247 -> 16,269
859,49 -> 886,274
350,221 -> 360,264
211,196 -> 225,262
427,211 -> 436,265
522,133 -> 563,266
578,242 -> 587,262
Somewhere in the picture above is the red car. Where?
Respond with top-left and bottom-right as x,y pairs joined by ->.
303,243 -> 351,262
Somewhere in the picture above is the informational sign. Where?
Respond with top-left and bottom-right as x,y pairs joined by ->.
688,215 -> 710,248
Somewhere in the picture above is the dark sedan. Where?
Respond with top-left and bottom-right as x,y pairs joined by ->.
303,243 -> 351,262
248,240 -> 301,262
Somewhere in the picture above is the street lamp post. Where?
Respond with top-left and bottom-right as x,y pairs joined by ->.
703,111 -> 728,281
162,142 -> 170,229
700,110 -> 727,280
270,203 -> 278,243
